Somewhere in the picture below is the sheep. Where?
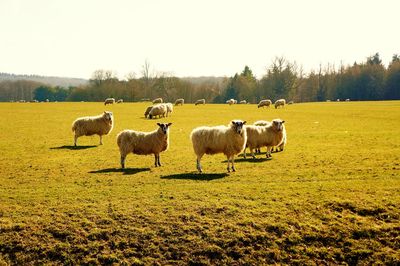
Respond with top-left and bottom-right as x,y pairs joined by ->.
175,98 -> 184,106
117,99 -> 123,103
258,99 -> 272,108
144,106 -> 153,118
252,120 -> 287,154
152,97 -> 163,104
226,99 -> 235,105
190,120 -> 247,173
195,99 -> 206,105
274,99 -> 286,109
104,98 -> 115,105
72,111 -> 114,146
240,100 -> 247,104
117,123 -> 172,168
288,100 -> 294,105
148,103 -> 167,119
243,119 -> 285,159
345,98 -> 350,102
165,103 -> 173,117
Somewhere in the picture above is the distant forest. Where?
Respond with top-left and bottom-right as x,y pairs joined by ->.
1,53 -> 399,103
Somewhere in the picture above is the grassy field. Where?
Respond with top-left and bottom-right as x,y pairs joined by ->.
0,101 -> 399,265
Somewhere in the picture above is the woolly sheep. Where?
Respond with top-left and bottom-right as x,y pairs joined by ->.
226,99 -> 235,105
274,99 -> 286,109
190,120 -> 247,173
165,103 -> 173,117
240,100 -> 247,104
195,99 -> 206,105
144,106 -> 153,118
243,119 -> 285,159
104,98 -> 115,105
253,120 -> 287,153
72,111 -> 114,146
152,98 -> 163,104
175,98 -> 184,106
258,99 -> 272,108
288,100 -> 294,105
149,104 -> 167,119
117,123 -> 172,168
345,98 -> 350,102
117,99 -> 123,103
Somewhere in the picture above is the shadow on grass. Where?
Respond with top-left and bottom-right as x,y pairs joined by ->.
89,167 -> 150,175
50,145 -> 97,150
161,173 -> 228,181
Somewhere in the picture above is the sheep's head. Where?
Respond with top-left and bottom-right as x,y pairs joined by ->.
231,120 -> 246,134
272,119 -> 285,131
103,111 -> 113,122
157,123 -> 172,135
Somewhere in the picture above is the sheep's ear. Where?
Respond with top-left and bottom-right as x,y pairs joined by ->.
243,121 -> 246,125
231,121 -> 235,125
157,123 -> 161,127
167,123 -> 172,127
282,120 -> 285,123
104,111 -> 106,114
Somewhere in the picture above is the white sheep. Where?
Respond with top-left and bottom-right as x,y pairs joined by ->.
345,98 -> 350,102
117,123 -> 172,168
165,103 -> 173,117
175,98 -> 184,106
226,99 -> 235,105
144,106 -> 153,118
104,98 -> 115,105
195,99 -> 206,105
288,100 -> 294,105
243,119 -> 285,159
253,120 -> 287,153
117,99 -> 123,103
148,104 -> 167,119
72,111 -> 114,146
240,100 -> 247,104
258,99 -> 272,108
152,98 -> 163,104
190,120 -> 247,173
274,99 -> 286,109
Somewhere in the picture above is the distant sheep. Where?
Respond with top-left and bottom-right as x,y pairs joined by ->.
165,103 -> 173,117
243,119 -> 285,159
288,100 -> 294,105
117,123 -> 172,168
72,111 -> 114,146
190,120 -> 247,173
144,106 -> 153,118
175,98 -> 184,106
226,99 -> 235,105
195,99 -> 206,105
104,98 -> 115,105
274,99 -> 286,109
258,99 -> 272,108
149,104 -> 167,119
240,100 -> 247,104
117,99 -> 123,103
345,98 -> 350,102
152,98 -> 163,104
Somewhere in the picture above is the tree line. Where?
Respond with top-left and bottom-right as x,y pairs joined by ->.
1,53 -> 399,103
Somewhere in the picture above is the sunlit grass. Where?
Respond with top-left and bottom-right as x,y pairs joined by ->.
0,101 -> 399,264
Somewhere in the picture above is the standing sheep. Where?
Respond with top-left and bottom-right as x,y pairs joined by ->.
165,103 -> 173,117
226,99 -> 235,105
240,100 -> 247,104
195,99 -> 206,105
149,104 -> 167,119
144,106 -> 153,118
243,119 -> 285,159
152,98 -> 163,104
274,99 -> 286,109
104,98 -> 115,105
253,120 -> 287,153
258,99 -> 272,108
72,111 -> 114,146
175,98 -> 184,106
117,123 -> 172,168
117,99 -> 123,103
190,120 -> 247,173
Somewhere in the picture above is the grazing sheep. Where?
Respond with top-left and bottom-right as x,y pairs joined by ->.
117,99 -> 123,103
336,99 -> 340,102
152,98 -> 163,104
258,99 -> 272,108
175,98 -> 184,106
190,120 -> 247,173
240,100 -> 247,104
243,119 -> 285,159
165,103 -> 173,117
104,98 -> 115,105
288,100 -> 294,105
274,99 -> 286,109
195,99 -> 206,105
117,123 -> 172,168
144,106 -> 153,118
226,99 -> 235,105
149,104 -> 167,119
72,111 -> 114,146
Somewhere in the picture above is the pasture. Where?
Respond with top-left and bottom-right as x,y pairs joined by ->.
0,101 -> 399,265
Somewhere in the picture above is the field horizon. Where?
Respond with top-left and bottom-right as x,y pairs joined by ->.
0,101 -> 399,264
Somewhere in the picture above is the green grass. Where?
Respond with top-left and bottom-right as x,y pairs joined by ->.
0,101 -> 399,265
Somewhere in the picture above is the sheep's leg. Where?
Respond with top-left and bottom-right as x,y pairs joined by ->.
243,147 -> 247,159
250,148 -> 256,159
231,156 -> 236,172
226,156 -> 231,172
196,155 -> 203,173
74,135 -> 78,147
266,146 -> 272,158
154,154 -> 158,167
120,155 -> 126,169
99,135 -> 103,145
157,154 -> 161,167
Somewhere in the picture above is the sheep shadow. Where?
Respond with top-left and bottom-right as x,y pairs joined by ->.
88,167 -> 150,175
161,173 -> 228,181
50,145 -> 97,150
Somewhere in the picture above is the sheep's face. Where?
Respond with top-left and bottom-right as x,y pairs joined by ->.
231,120 -> 246,134
103,111 -> 113,122
272,119 -> 285,131
157,123 -> 172,135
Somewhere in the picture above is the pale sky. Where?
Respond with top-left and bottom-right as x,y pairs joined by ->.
1,0 -> 399,79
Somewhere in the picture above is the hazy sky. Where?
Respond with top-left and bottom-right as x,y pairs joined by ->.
1,0 -> 399,79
